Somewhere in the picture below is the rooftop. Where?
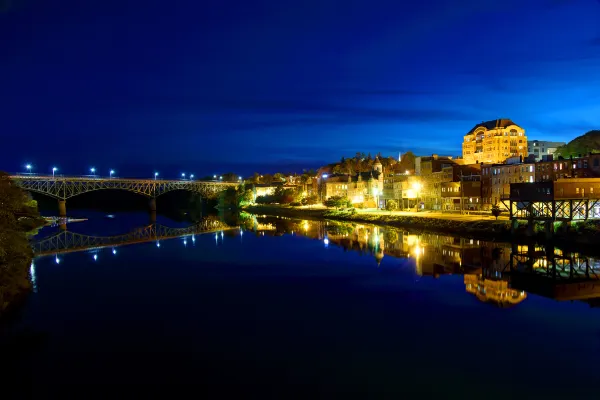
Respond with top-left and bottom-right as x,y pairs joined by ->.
467,119 -> 520,134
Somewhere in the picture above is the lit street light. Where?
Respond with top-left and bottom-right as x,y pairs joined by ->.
213,174 -> 217,179
373,188 -> 379,209
52,167 -> 58,177
219,176 -> 222,180
190,174 -> 194,180
110,170 -> 114,178
154,172 -> 159,180
90,167 -> 96,176
26,164 -> 32,174
181,173 -> 186,179
412,182 -> 422,210
238,176 -> 242,181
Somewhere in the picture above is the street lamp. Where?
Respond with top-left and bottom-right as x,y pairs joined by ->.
373,188 -> 379,209
181,173 -> 186,180
219,176 -> 222,180
238,176 -> 242,181
110,170 -> 114,179
412,182 -> 422,210
52,167 -> 58,177
26,164 -> 32,174
213,174 -> 217,179
190,174 -> 194,180
154,172 -> 159,180
90,167 -> 96,176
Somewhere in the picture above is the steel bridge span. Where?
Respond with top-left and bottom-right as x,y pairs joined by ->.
10,175 -> 238,217
32,220 -> 235,257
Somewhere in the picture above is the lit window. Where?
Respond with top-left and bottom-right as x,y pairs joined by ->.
576,188 -> 580,194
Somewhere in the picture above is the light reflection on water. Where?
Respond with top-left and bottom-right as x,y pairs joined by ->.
9,211 -> 600,394
29,213 -> 600,308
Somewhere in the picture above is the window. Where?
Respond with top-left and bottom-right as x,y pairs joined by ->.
591,187 -> 594,194
576,188 -> 580,194
594,158 -> 599,167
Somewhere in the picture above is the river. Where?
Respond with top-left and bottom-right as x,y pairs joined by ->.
3,211 -> 600,397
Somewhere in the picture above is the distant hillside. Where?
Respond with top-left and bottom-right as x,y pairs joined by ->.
555,130 -> 600,157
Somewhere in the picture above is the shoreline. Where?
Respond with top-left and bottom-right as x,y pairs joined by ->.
244,205 -> 600,250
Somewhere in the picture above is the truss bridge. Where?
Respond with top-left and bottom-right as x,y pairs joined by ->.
10,175 -> 238,217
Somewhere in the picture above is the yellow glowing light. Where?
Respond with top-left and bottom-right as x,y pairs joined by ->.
412,182 -> 422,191
303,220 -> 309,231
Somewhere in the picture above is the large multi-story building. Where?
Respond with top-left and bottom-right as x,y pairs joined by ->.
382,174 -> 422,209
535,154 -> 600,182
481,157 -> 536,209
527,140 -> 566,162
462,119 -> 527,165
415,155 -> 463,210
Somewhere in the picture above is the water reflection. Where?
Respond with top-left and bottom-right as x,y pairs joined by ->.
30,213 -> 600,308
32,217 -> 232,258
243,215 -> 600,308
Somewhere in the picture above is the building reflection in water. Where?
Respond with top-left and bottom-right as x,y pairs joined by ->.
245,214 -> 600,308
32,214 -> 600,309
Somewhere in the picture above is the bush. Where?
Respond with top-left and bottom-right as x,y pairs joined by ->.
324,196 -> 352,209
385,200 -> 398,212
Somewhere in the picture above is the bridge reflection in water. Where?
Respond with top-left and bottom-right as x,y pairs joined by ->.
246,215 -> 600,308
32,218 -> 234,257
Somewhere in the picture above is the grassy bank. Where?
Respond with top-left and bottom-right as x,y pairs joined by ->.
245,205 -> 600,246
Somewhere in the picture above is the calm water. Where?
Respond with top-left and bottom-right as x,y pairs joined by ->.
3,211 -> 600,397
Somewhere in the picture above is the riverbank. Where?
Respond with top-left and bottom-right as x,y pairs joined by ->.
244,205 -> 600,248
0,217 -> 46,321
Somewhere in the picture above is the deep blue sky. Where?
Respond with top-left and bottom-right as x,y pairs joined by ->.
1,0 -> 600,177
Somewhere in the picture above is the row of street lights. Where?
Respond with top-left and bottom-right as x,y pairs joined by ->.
24,164 -> 242,182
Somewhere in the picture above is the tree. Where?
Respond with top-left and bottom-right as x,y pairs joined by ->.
303,195 -> 319,207
0,172 -> 37,316
222,172 -> 239,182
385,200 -> 398,212
491,204 -> 502,220
273,173 -> 286,183
261,174 -> 274,185
343,158 -> 355,175
237,188 -> 254,206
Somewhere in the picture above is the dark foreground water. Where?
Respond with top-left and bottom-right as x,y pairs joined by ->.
3,211 -> 600,397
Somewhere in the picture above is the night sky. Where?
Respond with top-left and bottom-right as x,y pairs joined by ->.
1,0 -> 600,178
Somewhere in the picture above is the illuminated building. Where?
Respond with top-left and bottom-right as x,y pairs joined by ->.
527,140 -> 566,162
462,119 -> 527,165
480,157 -> 535,209
318,157 -> 384,207
464,275 -> 527,307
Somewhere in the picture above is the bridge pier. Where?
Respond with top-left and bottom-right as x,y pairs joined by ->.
58,199 -> 67,217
